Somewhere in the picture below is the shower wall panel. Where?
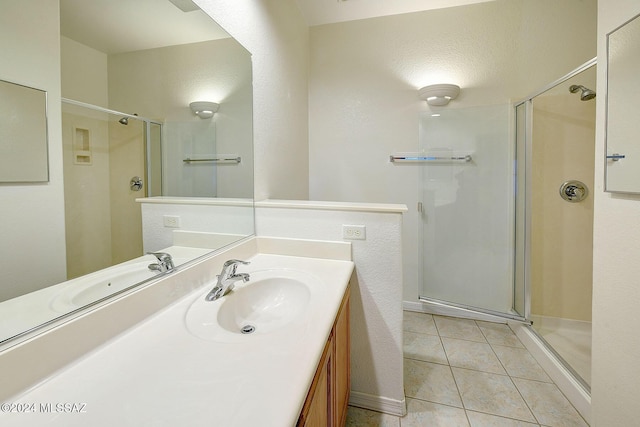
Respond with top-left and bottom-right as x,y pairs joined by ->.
531,91 -> 595,322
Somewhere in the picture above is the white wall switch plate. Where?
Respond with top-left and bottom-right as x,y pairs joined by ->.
343,224 -> 366,240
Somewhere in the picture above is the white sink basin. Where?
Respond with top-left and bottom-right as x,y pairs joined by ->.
185,269 -> 322,342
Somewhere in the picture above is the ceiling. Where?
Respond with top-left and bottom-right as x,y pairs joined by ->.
295,0 -> 497,26
60,0 -> 230,54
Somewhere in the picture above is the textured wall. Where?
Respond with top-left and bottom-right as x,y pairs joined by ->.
592,0 -> 640,425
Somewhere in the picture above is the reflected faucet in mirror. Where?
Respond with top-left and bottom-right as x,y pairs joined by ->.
205,260 -> 251,301
147,252 -> 175,273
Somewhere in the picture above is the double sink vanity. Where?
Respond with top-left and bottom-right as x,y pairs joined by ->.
0,237 -> 354,426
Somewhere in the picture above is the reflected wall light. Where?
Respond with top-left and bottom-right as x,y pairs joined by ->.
418,84 -> 460,106
189,101 -> 220,119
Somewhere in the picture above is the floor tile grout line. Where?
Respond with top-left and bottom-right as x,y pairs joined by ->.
506,364 -> 542,425
480,321 -> 514,378
402,355 -> 449,367
403,394 -> 466,411
465,408 -> 544,426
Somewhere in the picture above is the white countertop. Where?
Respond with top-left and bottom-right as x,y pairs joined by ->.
0,253 -> 354,426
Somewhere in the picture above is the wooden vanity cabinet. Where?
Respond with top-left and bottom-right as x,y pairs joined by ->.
297,285 -> 351,427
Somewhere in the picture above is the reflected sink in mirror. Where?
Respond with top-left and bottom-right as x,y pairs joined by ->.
50,259 -> 188,313
185,269 -> 322,342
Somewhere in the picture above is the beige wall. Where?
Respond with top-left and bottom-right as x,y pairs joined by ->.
307,0 -> 597,303
592,1 -> 640,425
0,0 -> 67,301
531,80 -> 596,322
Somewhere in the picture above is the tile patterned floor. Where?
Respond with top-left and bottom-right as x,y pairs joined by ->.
345,311 -> 589,427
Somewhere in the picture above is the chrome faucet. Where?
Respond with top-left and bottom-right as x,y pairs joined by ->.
147,252 -> 175,273
205,259 -> 250,301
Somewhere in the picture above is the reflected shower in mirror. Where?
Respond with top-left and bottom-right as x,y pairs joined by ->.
605,12 -> 640,193
0,0 -> 254,345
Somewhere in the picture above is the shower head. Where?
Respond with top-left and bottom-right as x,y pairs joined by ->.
569,85 -> 596,101
118,113 -> 138,125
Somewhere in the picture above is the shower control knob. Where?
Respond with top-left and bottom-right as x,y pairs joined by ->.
559,180 -> 588,203
130,176 -> 143,192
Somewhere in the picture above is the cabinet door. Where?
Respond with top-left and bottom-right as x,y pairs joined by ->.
333,287 -> 350,426
298,339 -> 333,427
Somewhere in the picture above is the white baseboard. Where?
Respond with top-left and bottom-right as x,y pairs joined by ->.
349,391 -> 407,417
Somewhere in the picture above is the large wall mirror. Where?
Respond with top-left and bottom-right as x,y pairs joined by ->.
605,12 -> 640,193
0,0 -> 254,345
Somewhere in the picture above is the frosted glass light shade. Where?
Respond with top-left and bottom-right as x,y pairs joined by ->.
418,84 -> 460,106
190,101 -> 219,119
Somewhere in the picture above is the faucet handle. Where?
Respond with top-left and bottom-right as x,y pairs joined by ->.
223,259 -> 250,274
147,251 -> 172,261
223,259 -> 250,267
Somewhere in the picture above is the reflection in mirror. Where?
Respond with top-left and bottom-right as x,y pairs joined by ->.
0,0 -> 254,345
605,12 -> 640,193
0,79 -> 48,182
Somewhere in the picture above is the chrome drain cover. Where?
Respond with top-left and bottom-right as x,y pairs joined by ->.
240,325 -> 256,334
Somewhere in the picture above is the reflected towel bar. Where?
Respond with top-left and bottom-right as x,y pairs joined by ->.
606,154 -> 625,161
183,157 -> 241,164
389,154 -> 472,163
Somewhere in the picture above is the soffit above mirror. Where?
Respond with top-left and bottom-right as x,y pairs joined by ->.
60,0 -> 231,54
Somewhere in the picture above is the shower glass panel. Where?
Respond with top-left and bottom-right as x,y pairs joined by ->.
163,120 -> 217,197
527,65 -> 596,388
418,104 -> 519,316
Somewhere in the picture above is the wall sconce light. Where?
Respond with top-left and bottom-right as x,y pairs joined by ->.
189,101 -> 219,119
418,84 -> 460,106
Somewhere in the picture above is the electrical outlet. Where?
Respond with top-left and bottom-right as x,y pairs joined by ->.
342,225 -> 366,240
163,215 -> 180,228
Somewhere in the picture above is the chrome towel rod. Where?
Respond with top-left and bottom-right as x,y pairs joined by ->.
183,157 -> 241,164
389,154 -> 472,163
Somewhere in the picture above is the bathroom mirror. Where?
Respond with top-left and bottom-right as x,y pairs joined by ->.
0,0 -> 254,345
605,12 -> 640,193
0,79 -> 48,182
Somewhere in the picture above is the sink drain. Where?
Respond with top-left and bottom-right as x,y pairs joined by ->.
240,324 -> 256,334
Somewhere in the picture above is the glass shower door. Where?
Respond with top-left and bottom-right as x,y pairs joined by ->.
418,104 -> 524,319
